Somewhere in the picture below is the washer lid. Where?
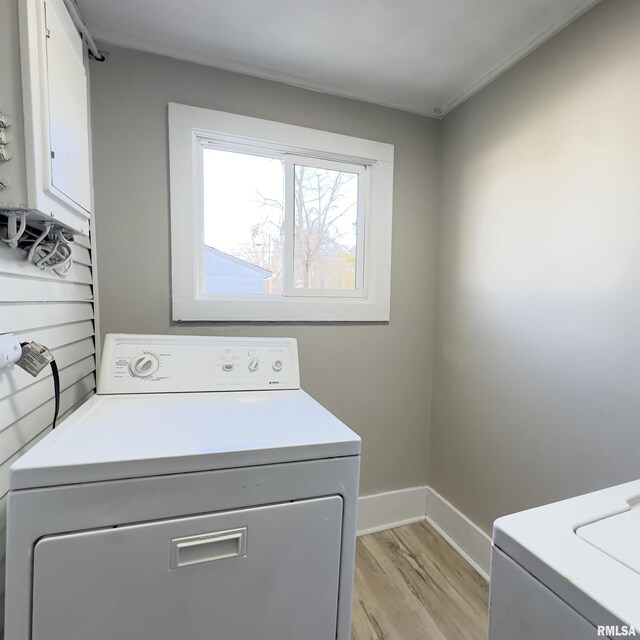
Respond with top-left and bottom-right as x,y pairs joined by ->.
577,508 -> 640,575
10,390 -> 360,490
493,479 -> 640,632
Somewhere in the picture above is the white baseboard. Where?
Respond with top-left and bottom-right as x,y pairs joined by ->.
357,486 -> 427,536
425,487 -> 491,581
357,485 -> 492,582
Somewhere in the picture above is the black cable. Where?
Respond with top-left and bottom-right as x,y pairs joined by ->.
50,359 -> 60,430
20,341 -> 60,430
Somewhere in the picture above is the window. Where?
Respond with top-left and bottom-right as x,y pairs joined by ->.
169,103 -> 394,321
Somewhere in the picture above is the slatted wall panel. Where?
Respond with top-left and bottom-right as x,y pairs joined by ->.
0,236 -> 96,635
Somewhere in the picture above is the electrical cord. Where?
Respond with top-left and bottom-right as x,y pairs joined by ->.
26,226 -> 74,277
50,359 -> 60,430
61,0 -> 106,62
0,212 -> 27,247
35,234 -> 61,269
19,342 -> 60,430
48,231 -> 73,276
27,224 -> 51,263
1,216 -> 74,277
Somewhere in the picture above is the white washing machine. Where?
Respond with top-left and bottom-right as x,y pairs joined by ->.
4,334 -> 361,640
489,479 -> 640,639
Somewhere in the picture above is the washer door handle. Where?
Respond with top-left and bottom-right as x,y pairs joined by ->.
170,527 -> 247,569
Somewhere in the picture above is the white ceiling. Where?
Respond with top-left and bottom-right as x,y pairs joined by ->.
77,0 -> 599,118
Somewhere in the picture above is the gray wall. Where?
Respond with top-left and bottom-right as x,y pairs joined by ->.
431,0 -> 640,532
89,47 -> 440,496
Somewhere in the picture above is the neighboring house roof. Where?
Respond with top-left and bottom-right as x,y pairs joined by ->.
204,245 -> 272,277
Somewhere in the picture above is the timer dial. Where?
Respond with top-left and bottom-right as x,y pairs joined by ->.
129,353 -> 159,378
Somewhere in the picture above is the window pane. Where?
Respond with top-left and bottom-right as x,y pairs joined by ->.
202,148 -> 284,295
293,164 -> 359,290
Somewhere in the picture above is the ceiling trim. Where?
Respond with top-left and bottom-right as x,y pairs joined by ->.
438,0 -> 602,117
88,24 -> 442,119
87,0 -> 601,120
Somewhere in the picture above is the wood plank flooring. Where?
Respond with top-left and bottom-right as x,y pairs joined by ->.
352,522 -> 489,640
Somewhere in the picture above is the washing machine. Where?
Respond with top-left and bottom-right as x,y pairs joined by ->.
4,334 -> 361,640
489,479 -> 640,639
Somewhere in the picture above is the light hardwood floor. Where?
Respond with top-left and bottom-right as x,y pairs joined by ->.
351,522 -> 489,640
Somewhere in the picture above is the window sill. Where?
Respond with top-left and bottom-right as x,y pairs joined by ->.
172,297 -> 390,322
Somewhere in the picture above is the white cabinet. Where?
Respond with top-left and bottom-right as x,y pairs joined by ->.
39,0 -> 92,215
0,0 -> 92,235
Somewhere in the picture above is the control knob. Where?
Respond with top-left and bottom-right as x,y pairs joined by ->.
129,353 -> 159,378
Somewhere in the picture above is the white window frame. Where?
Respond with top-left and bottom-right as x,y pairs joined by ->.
168,102 -> 394,322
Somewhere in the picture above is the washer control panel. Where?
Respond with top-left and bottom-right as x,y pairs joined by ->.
98,334 -> 300,394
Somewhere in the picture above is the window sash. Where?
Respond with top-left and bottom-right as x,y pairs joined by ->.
283,155 -> 367,299
196,138 -> 368,300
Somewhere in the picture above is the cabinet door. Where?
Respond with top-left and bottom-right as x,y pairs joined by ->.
32,496 -> 343,640
44,0 -> 91,213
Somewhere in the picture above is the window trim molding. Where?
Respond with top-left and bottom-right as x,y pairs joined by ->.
168,102 -> 394,322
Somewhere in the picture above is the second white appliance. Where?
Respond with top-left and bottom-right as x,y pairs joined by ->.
489,479 -> 640,639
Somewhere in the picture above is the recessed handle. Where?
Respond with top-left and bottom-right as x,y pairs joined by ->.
170,527 -> 247,569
